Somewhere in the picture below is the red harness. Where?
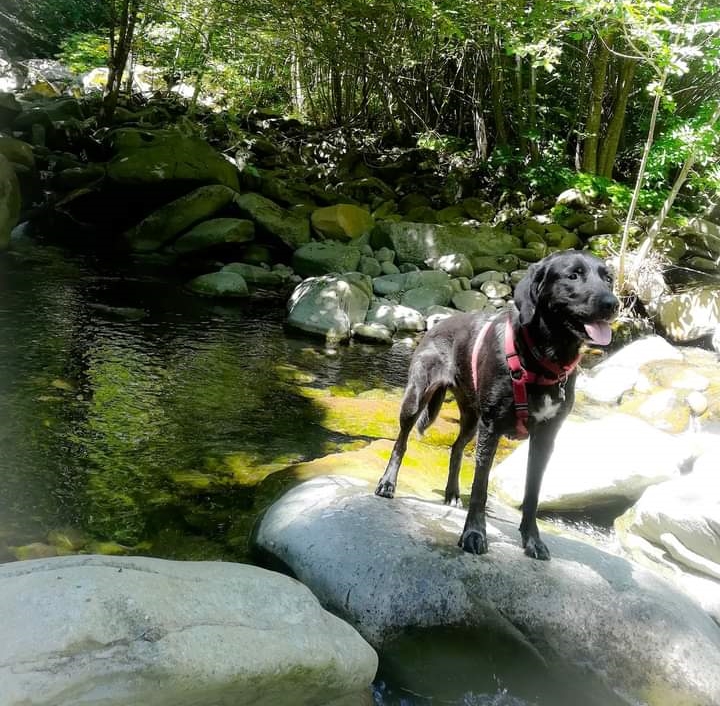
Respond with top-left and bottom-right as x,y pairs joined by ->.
470,314 -> 580,439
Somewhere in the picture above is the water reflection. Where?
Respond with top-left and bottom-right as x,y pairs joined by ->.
0,241 -> 411,560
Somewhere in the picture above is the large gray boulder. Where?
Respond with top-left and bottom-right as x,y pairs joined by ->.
0,555 -> 377,706
492,414 -> 689,512
370,221 -> 521,268
253,476 -> 720,706
287,273 -> 372,342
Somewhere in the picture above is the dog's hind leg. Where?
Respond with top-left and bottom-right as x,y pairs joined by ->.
458,423 -> 500,554
444,409 -> 479,507
375,382 -> 443,499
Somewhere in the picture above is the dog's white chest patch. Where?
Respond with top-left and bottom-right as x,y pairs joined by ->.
532,394 -> 561,422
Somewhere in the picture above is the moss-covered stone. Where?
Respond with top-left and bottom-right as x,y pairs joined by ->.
187,270 -> 249,298
125,185 -> 239,252
0,153 -> 21,250
107,132 -> 240,190
234,192 -> 311,249
311,204 -> 374,241
173,218 -> 255,254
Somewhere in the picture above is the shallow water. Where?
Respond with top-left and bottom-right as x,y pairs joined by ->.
0,237 -> 630,706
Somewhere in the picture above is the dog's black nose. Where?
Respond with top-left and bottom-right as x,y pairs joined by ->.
598,292 -> 620,317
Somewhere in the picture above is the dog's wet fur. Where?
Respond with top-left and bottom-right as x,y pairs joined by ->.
375,250 -> 619,560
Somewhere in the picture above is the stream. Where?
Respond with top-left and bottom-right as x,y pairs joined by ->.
0,235 -> 627,706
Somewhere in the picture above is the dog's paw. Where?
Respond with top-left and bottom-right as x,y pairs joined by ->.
458,529 -> 488,555
523,537 -> 551,561
443,493 -> 462,508
374,480 -> 396,498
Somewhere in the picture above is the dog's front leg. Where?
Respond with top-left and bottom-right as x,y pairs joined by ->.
520,421 -> 559,560
458,424 -> 499,554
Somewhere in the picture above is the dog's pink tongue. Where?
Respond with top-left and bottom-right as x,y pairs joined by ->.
585,321 -> 612,346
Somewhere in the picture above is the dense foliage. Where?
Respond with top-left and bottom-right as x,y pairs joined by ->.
3,0 -> 720,216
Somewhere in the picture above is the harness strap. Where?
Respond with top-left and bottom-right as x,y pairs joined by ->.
470,320 -> 493,392
505,317 -> 531,439
470,313 -> 581,440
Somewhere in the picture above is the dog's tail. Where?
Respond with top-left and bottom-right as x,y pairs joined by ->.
416,386 -> 446,436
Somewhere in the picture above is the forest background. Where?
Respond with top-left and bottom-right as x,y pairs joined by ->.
2,0 -> 720,275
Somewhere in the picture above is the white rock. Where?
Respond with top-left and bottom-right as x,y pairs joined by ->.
492,414 -> 689,512
0,556 -> 377,706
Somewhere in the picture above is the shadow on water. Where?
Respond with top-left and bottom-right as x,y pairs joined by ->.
0,240 -> 641,706
0,240 -> 412,562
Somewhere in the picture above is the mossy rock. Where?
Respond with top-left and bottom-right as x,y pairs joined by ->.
187,270 -> 249,298
173,218 -> 255,254
125,185 -> 238,252
405,205 -> 439,223
302,386 -> 464,449
107,132 -> 240,190
0,136 -> 35,169
221,262 -> 285,287
0,153 -> 21,250
234,192 -> 311,249
47,527 -> 88,552
436,205 -> 466,224
311,204 -> 374,241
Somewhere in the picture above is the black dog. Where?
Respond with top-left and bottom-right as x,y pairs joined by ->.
375,250 -> 619,560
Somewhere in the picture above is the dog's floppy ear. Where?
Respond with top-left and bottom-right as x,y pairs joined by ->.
514,259 -> 548,325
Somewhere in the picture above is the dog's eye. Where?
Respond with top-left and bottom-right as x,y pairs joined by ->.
568,268 -> 583,280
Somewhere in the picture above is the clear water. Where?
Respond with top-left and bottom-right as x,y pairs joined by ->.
0,237 -> 631,706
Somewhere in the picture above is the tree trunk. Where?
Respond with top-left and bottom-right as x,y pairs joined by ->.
617,74 -> 666,294
646,100 -> 720,239
101,0 -> 140,125
528,63 -> 539,162
490,33 -> 507,147
582,36 -> 611,174
598,58 -> 637,178
291,50 -> 305,116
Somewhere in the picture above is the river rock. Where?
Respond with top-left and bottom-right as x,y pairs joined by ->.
311,204 -> 374,241
370,221 -> 521,268
235,192 -> 311,249
173,217 -> 255,254
577,335 -> 683,403
0,136 -> 35,169
577,215 -> 621,237
292,241 -> 362,277
451,290 -> 490,312
616,460 -> 720,580
492,414 -> 689,512
0,153 -> 21,250
0,555 -> 377,706
400,284 -> 454,313
0,91 -> 22,128
187,270 -> 249,297
106,132 -> 240,191
365,301 -> 425,332
124,185 -> 239,251
221,262 -> 285,287
287,273 -> 371,342
252,475 -> 720,706
372,270 -> 451,297
654,287 -> 720,342
425,253 -> 473,278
